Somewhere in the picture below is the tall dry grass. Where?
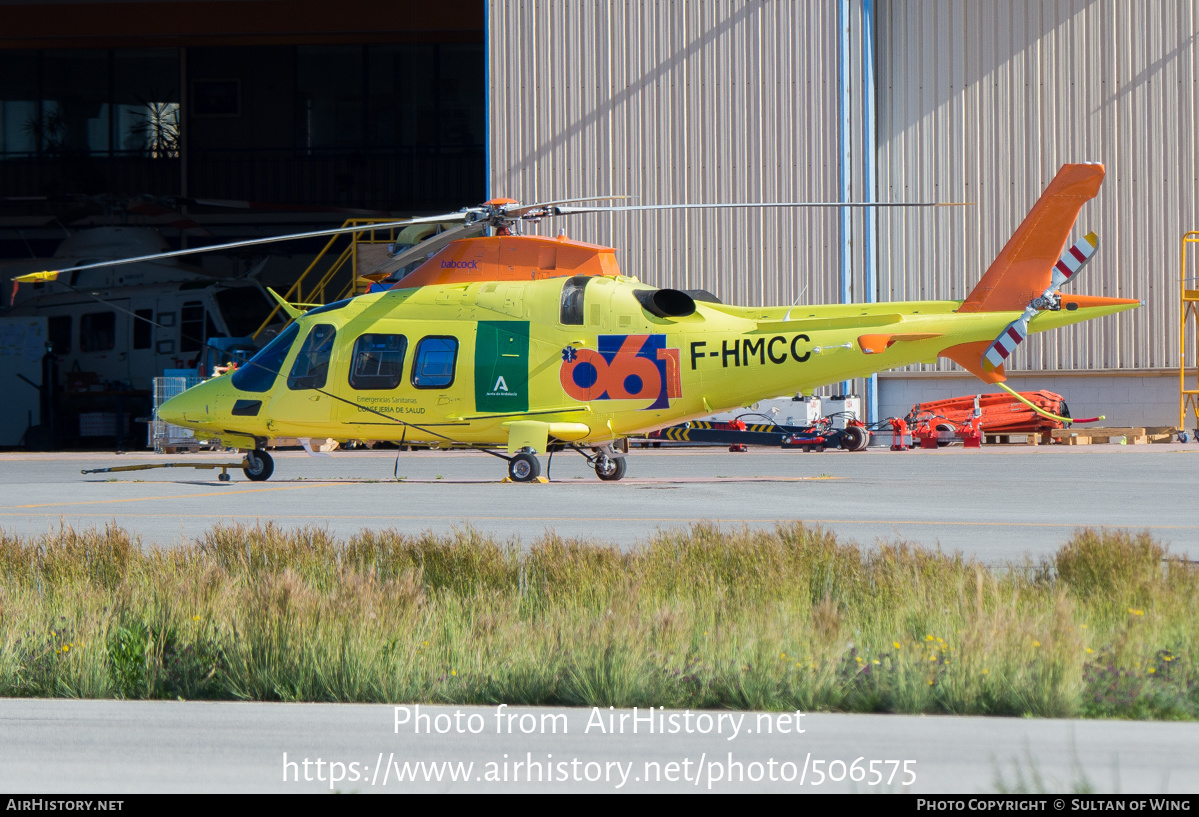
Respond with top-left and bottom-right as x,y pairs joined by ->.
0,522 -> 1194,717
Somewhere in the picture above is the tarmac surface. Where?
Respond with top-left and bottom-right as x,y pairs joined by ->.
1,699 -> 1196,794
0,442 -> 1196,561
1,441 -> 1197,793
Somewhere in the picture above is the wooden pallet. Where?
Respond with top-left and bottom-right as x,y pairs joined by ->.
1050,427 -> 1179,445
983,432 -> 1051,446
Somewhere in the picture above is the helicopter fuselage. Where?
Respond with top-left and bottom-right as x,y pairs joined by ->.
155,272 -> 1137,453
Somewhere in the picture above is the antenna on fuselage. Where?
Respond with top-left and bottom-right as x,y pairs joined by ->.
783,285 -> 809,322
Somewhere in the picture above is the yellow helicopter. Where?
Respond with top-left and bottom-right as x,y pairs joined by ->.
13,163 -> 1138,482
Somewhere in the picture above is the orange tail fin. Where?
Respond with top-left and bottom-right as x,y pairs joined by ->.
958,163 -> 1104,313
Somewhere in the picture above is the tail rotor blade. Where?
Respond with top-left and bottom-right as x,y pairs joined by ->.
982,312 -> 1033,372
980,231 -> 1100,373
1049,232 -> 1098,290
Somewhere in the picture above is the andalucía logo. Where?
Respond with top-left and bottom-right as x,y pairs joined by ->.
487,375 -> 516,397
560,334 -> 681,409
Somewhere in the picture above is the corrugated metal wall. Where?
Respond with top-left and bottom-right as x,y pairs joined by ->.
877,0 -> 1199,372
488,0 -> 860,311
490,0 -> 1199,374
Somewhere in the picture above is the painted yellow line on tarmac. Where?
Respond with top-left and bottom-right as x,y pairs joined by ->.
8,482 -> 351,509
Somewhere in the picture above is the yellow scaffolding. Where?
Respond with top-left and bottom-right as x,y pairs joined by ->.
1179,231 -> 1199,429
250,218 -> 404,340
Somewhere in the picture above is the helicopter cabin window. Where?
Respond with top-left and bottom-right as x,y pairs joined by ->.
231,322 -> 300,393
411,336 -> 458,389
48,315 -> 71,355
80,312 -> 115,353
287,324 -> 337,390
350,334 -> 408,390
133,309 -> 153,350
559,275 -> 591,325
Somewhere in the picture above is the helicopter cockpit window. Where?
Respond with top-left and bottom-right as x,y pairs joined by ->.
349,334 -> 408,390
287,324 -> 337,390
411,336 -> 458,389
231,322 -> 300,393
559,275 -> 591,325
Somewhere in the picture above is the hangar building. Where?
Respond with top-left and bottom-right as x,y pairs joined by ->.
486,0 -> 1199,428
1,0 -> 1195,430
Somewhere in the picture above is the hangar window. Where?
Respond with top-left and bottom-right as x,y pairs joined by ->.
231,322 -> 300,393
288,324 -> 337,390
349,333 -> 407,390
411,336 -> 458,389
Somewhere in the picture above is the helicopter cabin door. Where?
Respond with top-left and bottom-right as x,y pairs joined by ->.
266,322 -> 337,429
473,321 -> 529,414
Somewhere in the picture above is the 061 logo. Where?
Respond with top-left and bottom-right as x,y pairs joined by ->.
560,334 -> 681,409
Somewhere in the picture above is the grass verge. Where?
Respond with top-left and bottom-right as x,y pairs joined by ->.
0,522 -> 1194,717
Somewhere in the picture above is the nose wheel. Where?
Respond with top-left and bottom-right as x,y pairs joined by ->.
243,449 -> 274,481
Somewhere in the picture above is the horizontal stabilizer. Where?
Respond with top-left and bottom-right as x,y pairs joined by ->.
857,333 -> 942,354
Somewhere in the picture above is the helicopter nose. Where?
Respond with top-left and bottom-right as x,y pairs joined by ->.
156,384 -> 208,427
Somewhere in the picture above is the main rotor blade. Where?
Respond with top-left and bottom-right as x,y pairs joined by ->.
549,201 -> 973,216
503,195 -> 636,219
9,213 -> 467,282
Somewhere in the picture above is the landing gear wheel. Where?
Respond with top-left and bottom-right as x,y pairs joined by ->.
842,426 -> 869,452
218,472 -> 231,482
243,449 -> 274,482
508,452 -> 541,482
594,455 -> 627,481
